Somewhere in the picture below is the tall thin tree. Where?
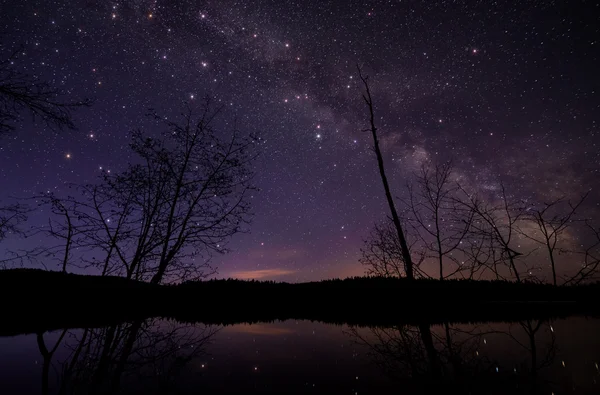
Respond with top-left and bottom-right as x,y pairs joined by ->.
357,66 -> 414,280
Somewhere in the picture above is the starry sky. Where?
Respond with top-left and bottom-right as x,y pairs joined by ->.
0,0 -> 598,281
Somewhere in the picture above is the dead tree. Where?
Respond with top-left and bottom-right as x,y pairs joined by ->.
520,193 -> 588,286
404,161 -> 474,280
37,194 -> 81,273
23,193 -> 95,273
0,46 -> 92,134
360,218 -> 427,278
458,183 -> 526,282
36,100 -> 257,284
116,102 -> 255,284
357,65 -> 414,280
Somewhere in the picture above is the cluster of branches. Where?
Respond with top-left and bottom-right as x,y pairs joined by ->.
0,203 -> 28,241
25,100 -> 257,284
356,65 -> 598,286
360,160 -> 598,285
0,47 -> 254,283
0,45 -> 92,135
0,44 -> 91,264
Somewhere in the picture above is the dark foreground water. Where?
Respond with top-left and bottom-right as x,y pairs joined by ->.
1,317 -> 599,394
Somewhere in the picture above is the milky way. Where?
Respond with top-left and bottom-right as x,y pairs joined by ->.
1,0 -> 598,281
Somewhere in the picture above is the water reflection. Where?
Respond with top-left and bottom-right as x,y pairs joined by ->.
35,320 -> 217,394
347,320 -> 562,393
1,317 -> 599,394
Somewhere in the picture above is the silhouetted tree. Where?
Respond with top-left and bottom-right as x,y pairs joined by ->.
458,183 -> 527,282
357,65 -> 414,280
403,161 -> 475,280
0,202 -> 28,242
456,225 -> 500,280
360,218 -> 426,277
361,161 -> 481,280
33,194 -> 82,273
37,99 -> 257,283
520,193 -> 588,286
563,221 -> 600,285
0,45 -> 92,134
0,202 -> 32,268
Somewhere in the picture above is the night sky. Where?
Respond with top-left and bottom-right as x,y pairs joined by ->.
1,0 -> 598,281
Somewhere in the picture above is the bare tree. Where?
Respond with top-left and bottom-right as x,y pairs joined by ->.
360,218 -> 426,278
36,99 -> 257,283
0,202 -> 28,242
458,183 -> 527,282
35,194 -> 81,273
357,65 -> 414,280
0,45 -> 92,134
520,193 -> 588,286
456,226 -> 505,280
403,161 -> 475,280
0,201 -> 33,269
563,221 -> 600,285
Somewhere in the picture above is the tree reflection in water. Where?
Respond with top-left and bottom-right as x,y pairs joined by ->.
347,319 -> 559,394
35,319 -> 218,395
27,317 -> 599,394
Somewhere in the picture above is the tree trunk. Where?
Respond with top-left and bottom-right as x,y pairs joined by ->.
547,245 -> 557,286
358,67 -> 414,280
508,253 -> 521,283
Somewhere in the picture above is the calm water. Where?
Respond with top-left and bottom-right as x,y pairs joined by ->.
1,317 -> 599,394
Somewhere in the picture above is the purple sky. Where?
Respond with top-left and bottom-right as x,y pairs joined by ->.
1,0 -> 598,281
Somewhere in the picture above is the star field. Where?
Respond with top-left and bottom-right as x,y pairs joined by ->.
0,0 -> 598,281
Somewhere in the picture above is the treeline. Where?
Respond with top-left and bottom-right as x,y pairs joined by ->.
2,270 -> 600,335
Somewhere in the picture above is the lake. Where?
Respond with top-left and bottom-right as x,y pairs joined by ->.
1,316 -> 599,394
